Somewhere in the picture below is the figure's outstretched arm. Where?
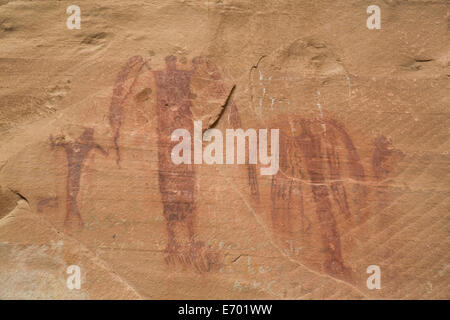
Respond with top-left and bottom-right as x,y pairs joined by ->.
49,134 -> 67,150
95,144 -> 108,156
109,55 -> 151,167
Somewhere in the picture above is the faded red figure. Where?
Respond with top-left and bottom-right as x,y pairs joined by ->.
372,135 -> 404,182
263,118 -> 369,280
153,56 -> 196,259
250,117 -> 403,282
50,128 -> 107,228
109,55 -> 240,272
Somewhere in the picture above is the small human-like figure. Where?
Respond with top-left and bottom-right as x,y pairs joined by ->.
372,135 -> 404,182
50,128 -> 107,228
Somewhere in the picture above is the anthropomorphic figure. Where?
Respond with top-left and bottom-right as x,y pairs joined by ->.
153,56 -> 197,257
50,128 -> 107,227
269,118 -> 368,279
109,55 -> 244,272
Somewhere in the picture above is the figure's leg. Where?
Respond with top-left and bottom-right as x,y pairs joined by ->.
325,128 -> 351,218
163,200 -> 207,270
163,202 -> 181,265
286,136 -> 310,233
71,194 -> 83,227
65,168 -> 83,227
271,172 -> 293,235
310,184 -> 350,277
326,119 -> 368,209
163,203 -> 180,251
165,214 -> 177,250
330,183 -> 350,217
298,122 -> 351,279
170,200 -> 218,273
247,164 -> 259,200
183,202 -> 213,273
184,203 -> 195,244
292,180 -> 310,233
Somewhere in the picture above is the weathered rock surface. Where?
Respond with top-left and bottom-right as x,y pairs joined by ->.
0,0 -> 448,299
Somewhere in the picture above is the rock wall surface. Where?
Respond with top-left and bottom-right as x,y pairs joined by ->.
0,0 -> 448,299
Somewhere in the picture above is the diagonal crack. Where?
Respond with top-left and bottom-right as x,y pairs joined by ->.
250,55 -> 267,73
8,188 -> 29,204
204,84 -> 236,132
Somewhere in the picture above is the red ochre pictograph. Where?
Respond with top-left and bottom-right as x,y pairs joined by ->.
50,55 -> 402,279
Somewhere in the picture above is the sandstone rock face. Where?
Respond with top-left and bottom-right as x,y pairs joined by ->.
0,0 -> 448,299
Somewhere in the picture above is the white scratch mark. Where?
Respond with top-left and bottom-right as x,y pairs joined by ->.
316,90 -> 326,133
